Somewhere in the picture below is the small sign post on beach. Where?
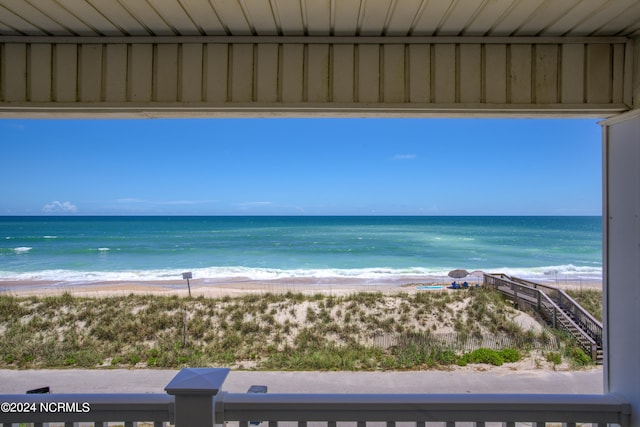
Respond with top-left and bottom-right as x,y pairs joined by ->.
182,272 -> 192,297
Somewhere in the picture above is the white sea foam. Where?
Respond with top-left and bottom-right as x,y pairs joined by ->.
0,264 -> 602,284
97,248 -> 110,251
489,264 -> 603,282
13,247 -> 32,254
43,236 -> 57,239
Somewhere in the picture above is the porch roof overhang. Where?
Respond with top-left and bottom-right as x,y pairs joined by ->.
0,0 -> 639,118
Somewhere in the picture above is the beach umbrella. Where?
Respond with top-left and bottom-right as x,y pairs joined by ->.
448,269 -> 469,279
469,270 -> 485,285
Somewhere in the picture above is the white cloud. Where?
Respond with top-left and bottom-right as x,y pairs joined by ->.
393,154 -> 417,160
42,201 -> 78,213
162,199 -> 218,205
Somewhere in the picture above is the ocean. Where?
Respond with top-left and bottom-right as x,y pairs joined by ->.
0,216 -> 602,284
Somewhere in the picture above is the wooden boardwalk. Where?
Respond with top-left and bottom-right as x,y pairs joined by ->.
483,274 -> 603,364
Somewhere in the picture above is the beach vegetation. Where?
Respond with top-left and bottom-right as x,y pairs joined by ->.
0,288 -> 566,370
566,347 -> 593,368
565,289 -> 602,322
546,351 -> 562,366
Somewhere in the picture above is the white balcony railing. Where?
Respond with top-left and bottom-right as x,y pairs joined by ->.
0,368 -> 631,427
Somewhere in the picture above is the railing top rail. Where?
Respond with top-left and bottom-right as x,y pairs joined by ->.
0,393 -> 174,423
218,392 -> 630,425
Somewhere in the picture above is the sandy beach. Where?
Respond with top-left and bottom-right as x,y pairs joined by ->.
0,275 -> 602,298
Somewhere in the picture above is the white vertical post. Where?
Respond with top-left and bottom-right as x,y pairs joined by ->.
165,368 -> 230,427
601,109 -> 640,426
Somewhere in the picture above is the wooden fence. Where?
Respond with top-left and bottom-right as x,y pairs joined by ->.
369,331 -> 559,353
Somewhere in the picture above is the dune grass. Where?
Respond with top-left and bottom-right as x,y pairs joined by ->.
565,289 -> 603,322
0,288 -> 590,370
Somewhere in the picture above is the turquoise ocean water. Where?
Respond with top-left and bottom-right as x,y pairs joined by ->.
0,216 -> 602,284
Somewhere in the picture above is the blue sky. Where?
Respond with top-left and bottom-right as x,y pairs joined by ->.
1,118 -> 601,216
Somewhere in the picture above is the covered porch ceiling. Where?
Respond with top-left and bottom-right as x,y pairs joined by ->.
1,0 -> 639,38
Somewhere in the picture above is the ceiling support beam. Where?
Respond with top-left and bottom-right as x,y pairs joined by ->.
0,37 -> 634,118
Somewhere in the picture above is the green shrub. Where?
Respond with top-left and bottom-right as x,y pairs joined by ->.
433,348 -> 457,365
568,347 -> 593,367
546,352 -> 562,365
499,348 -> 521,363
457,348 -> 509,366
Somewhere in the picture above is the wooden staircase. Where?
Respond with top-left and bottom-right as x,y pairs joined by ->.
484,274 -> 603,364
552,304 -> 603,365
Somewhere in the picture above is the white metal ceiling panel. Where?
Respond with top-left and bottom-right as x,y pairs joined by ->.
437,0 -> 486,36
544,0 -> 609,36
303,0 -> 331,36
569,0 -> 639,37
0,20 -> 13,34
85,0 -> 149,36
25,0 -> 97,36
462,0 -> 516,36
411,0 -> 453,36
272,0 -> 304,36
384,0 -> 422,36
593,2 -> 640,37
178,0 -> 227,36
118,0 -> 175,36
490,0 -> 546,36
209,0 -> 252,36
54,0 -> 123,36
358,0 -> 393,36
333,0 -> 361,36
147,0 -> 201,36
0,0 -> 72,36
240,0 -> 278,35
0,5 -> 47,36
515,0 -> 580,36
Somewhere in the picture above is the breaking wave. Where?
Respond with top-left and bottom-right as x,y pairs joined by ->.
0,263 -> 602,283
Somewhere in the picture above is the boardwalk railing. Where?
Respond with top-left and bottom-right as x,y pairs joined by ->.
0,368 -> 632,427
508,275 -> 603,346
483,273 -> 602,361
